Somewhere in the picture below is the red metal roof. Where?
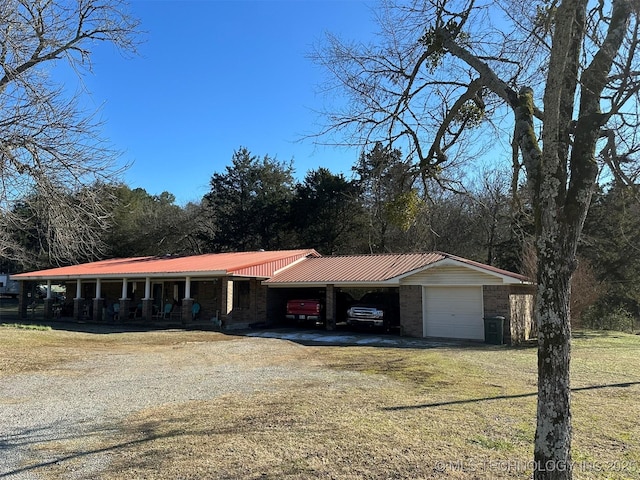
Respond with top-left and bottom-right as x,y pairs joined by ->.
11,250 -> 320,280
265,252 -> 444,283
12,249 -> 529,285
265,252 -> 530,284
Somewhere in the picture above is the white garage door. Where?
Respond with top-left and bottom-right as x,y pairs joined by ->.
423,286 -> 484,340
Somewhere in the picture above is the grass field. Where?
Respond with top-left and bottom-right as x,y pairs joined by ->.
1,320 -> 639,479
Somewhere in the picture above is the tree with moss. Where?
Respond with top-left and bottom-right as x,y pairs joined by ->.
314,0 -> 640,477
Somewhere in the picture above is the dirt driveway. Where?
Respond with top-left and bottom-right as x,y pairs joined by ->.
0,325 -> 401,479
3,322 -> 640,480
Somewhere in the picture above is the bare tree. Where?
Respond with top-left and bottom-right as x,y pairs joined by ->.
0,0 -> 139,268
313,0 -> 640,478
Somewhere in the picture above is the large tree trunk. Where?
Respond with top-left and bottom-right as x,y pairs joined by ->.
529,0 -> 631,476
533,207 -> 574,479
513,79 -> 577,478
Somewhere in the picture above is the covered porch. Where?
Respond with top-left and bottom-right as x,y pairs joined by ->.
11,250 -> 319,330
18,275 -> 268,329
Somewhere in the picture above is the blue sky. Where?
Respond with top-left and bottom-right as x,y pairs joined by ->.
71,0 -> 377,205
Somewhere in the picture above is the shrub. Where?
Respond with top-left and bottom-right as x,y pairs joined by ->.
581,304 -> 636,333
0,323 -> 51,331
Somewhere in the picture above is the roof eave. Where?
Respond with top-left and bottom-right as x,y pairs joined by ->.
263,279 -> 399,287
11,271 -> 229,281
394,257 -> 531,284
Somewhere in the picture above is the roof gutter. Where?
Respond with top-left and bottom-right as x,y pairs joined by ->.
263,279 -> 400,287
11,271 -> 230,281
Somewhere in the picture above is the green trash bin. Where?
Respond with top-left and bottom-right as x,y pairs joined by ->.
484,316 -> 505,345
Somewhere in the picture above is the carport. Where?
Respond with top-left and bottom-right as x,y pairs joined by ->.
265,252 -> 535,344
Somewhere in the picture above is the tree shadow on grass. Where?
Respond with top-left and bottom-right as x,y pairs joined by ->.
0,420 -> 178,478
383,381 -> 640,411
0,414 -> 262,479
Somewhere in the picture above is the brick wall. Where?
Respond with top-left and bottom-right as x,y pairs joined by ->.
224,278 -> 268,329
193,280 -> 221,322
482,285 -> 511,343
483,284 -> 536,344
482,285 -> 511,317
255,279 -> 268,322
400,285 -> 423,337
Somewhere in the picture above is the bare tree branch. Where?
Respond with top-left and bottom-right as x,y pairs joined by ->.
0,0 -> 140,268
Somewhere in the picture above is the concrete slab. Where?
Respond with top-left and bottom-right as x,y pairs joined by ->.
245,328 -> 463,348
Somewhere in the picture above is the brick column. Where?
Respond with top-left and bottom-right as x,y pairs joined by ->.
118,299 -> 131,323
18,282 -> 29,319
325,285 -> 336,331
142,299 -> 154,323
181,298 -> 193,325
399,285 -> 423,337
93,298 -> 105,323
43,298 -> 56,319
74,298 -> 85,322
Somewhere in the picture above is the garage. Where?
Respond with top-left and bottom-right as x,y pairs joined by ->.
423,286 -> 484,340
265,251 -> 535,344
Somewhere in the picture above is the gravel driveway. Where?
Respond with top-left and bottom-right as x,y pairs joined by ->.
0,330 -> 377,480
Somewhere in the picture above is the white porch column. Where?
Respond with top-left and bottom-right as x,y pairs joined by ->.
144,277 -> 151,300
185,276 -> 192,300
46,280 -> 52,300
221,279 -> 233,316
120,278 -> 128,300
75,279 -> 82,300
95,279 -> 102,299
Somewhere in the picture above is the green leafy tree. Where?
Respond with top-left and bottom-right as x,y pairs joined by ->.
354,142 -> 427,252
291,168 -> 367,254
314,1 -> 640,476
104,185 -> 193,258
200,148 -> 296,251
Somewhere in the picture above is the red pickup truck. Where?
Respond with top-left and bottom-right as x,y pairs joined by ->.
286,299 -> 324,325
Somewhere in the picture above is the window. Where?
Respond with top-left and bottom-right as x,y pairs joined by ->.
233,281 -> 250,309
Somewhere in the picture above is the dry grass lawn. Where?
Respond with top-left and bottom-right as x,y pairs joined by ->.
1,324 -> 639,479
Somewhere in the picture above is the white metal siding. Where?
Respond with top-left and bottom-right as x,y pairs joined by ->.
423,286 -> 484,340
403,265 -> 501,286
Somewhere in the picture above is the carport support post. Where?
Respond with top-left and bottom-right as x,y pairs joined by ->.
43,280 -> 54,319
221,278 -> 233,326
325,284 -> 336,331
